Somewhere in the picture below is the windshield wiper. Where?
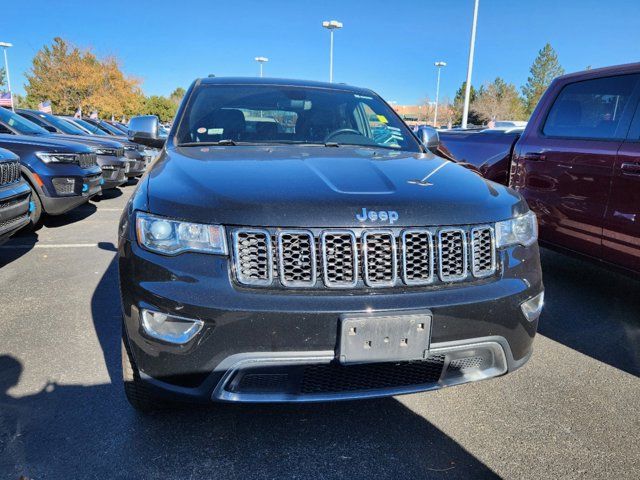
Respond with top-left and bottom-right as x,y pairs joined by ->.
178,139 -> 237,147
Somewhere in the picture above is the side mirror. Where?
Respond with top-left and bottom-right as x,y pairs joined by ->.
128,115 -> 165,149
44,125 -> 57,133
416,126 -> 440,153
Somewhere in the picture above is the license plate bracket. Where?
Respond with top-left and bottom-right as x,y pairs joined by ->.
338,310 -> 432,364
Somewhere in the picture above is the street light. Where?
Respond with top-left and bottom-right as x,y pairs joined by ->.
462,0 -> 480,129
255,56 -> 269,78
0,42 -> 14,111
433,61 -> 447,127
322,20 -> 343,83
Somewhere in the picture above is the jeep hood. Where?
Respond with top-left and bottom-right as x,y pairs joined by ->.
0,133 -> 92,153
41,133 -> 123,149
145,146 -> 528,227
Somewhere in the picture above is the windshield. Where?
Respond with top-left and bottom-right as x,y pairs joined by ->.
37,112 -> 87,135
99,121 -> 125,136
0,107 -> 49,135
176,84 -> 421,152
72,118 -> 109,136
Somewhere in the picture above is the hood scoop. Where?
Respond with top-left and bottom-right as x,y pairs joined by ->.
305,157 -> 396,194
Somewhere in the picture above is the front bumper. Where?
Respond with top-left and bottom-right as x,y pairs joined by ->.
100,166 -> 127,189
39,172 -> 103,215
0,180 -> 31,244
119,237 -> 543,403
124,159 -> 146,177
97,156 -> 127,189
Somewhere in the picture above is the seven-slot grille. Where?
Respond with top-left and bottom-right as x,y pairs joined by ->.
232,226 -> 497,289
78,153 -> 98,168
0,160 -> 21,186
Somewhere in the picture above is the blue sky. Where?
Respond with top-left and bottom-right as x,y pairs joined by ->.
3,0 -> 640,104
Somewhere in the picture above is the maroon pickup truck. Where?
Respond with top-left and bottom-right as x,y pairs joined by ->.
439,63 -> 640,275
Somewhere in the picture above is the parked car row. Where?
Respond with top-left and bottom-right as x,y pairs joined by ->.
438,62 -> 640,276
0,106 -> 161,241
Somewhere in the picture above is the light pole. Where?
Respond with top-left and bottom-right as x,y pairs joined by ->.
255,57 -> 269,78
461,0 -> 479,129
0,42 -> 14,111
322,20 -> 343,83
433,61 -> 446,127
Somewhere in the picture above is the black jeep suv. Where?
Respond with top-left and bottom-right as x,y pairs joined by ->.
118,78 -> 544,410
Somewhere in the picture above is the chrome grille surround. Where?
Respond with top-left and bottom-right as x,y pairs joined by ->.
0,160 -> 21,186
232,225 -> 497,289
438,228 -> 468,282
277,230 -> 316,287
362,230 -> 397,287
232,229 -> 272,286
470,226 -> 497,278
321,231 -> 358,288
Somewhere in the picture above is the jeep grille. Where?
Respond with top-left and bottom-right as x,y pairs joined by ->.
78,153 -> 98,168
0,160 -> 21,186
232,226 -> 497,289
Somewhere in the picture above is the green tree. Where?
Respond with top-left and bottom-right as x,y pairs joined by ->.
522,43 -> 564,115
169,87 -> 186,106
24,37 -> 143,116
12,94 -> 29,108
143,95 -> 177,122
471,77 -> 526,122
452,81 -> 482,125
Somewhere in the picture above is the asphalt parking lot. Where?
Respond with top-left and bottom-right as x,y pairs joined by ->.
0,184 -> 638,480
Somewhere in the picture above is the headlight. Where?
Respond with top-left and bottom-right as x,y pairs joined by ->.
495,211 -> 538,248
35,152 -> 79,164
124,145 -> 137,151
136,212 -> 227,255
93,148 -> 117,156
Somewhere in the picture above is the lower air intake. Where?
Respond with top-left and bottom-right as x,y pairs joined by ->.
300,356 -> 445,394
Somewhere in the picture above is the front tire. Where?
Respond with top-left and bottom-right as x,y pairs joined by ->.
121,334 -> 166,412
26,185 -> 43,230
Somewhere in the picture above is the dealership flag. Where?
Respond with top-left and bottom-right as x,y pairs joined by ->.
0,92 -> 11,107
90,111 -> 98,119
38,100 -> 53,114
73,106 -> 82,118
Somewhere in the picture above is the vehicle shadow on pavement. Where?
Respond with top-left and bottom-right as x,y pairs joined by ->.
0,353 -> 499,480
0,203 -> 99,268
69,256 -> 501,480
538,248 -> 640,376
41,203 -> 97,228
0,233 -> 38,267
92,188 -> 124,202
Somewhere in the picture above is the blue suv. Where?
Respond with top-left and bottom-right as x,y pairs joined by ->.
0,147 -> 31,243
0,133 -> 102,227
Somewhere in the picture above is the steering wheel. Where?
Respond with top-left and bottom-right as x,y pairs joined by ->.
324,128 -> 364,142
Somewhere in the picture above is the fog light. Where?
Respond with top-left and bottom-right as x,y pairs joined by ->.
52,177 -> 76,196
521,291 -> 544,322
140,309 -> 204,344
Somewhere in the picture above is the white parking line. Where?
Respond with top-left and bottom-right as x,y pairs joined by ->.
0,243 -> 100,249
